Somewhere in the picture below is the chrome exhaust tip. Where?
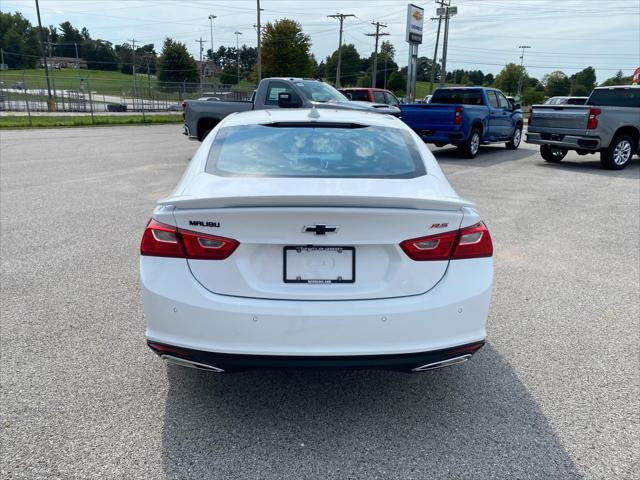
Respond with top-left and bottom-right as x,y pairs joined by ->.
411,354 -> 472,372
161,354 -> 225,373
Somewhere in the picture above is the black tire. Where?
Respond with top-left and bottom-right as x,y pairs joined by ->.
457,127 -> 481,158
540,144 -> 567,162
506,126 -> 522,150
198,128 -> 212,142
600,134 -> 635,170
434,142 -> 448,148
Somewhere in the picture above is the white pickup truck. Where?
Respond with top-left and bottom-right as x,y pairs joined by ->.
526,86 -> 640,169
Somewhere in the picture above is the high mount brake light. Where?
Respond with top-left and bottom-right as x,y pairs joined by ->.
140,219 -> 239,260
400,222 -> 493,261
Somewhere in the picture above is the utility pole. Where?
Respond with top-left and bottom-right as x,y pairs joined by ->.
128,38 -> 138,110
196,37 -> 205,92
440,4 -> 457,86
365,21 -> 389,88
429,0 -> 447,94
234,31 -> 243,85
327,13 -> 355,88
257,0 -> 262,82
35,0 -> 54,111
516,45 -> 531,98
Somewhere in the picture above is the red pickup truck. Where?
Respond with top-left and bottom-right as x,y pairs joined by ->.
339,87 -> 401,108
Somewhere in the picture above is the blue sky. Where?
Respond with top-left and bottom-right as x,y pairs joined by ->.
3,0 -> 639,82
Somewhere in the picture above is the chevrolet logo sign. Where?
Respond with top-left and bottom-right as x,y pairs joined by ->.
303,224 -> 339,235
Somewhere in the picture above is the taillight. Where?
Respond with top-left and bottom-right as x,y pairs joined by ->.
400,222 -> 493,261
586,108 -> 601,130
454,106 -> 463,125
528,108 -> 533,126
140,219 -> 239,260
181,101 -> 187,120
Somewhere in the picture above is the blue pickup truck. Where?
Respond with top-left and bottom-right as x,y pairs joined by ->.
400,87 -> 523,158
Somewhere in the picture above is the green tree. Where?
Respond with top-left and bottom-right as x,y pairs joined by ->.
522,87 -> 545,106
600,70 -> 632,86
572,66 -> 596,94
483,73 -> 494,85
325,43 -> 361,86
157,38 -> 199,91
387,70 -> 406,94
261,19 -> 314,78
0,12 -> 41,68
543,71 -> 571,96
220,63 -> 240,84
494,63 -> 528,95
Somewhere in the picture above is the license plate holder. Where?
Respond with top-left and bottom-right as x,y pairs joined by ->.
283,246 -> 355,284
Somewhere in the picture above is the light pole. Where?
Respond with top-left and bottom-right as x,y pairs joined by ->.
234,31 -> 242,85
517,45 -> 531,98
208,14 -> 216,61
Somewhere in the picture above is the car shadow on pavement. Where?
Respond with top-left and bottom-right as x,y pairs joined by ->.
432,146 -> 533,166
535,157 -> 640,178
160,343 -> 579,479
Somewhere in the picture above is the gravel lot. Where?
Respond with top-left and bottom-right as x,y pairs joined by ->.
1,125 -> 638,479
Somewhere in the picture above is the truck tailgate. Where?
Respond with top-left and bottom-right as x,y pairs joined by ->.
530,105 -> 589,133
399,104 -> 457,130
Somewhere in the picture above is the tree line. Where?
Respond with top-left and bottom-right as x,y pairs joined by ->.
1,12 -> 632,98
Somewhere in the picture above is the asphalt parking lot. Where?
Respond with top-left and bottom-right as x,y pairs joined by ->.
1,125 -> 638,479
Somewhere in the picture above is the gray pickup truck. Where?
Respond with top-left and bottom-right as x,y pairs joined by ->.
183,77 -> 401,141
526,86 -> 640,169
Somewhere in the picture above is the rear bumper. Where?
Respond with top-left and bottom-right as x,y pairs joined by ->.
141,256 -> 492,357
410,127 -> 466,144
148,340 -> 485,372
525,132 -> 601,150
182,123 -> 197,140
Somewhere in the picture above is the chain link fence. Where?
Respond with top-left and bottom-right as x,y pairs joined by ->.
0,74 -> 254,115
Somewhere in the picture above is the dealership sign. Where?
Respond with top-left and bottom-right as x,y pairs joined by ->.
406,4 -> 425,44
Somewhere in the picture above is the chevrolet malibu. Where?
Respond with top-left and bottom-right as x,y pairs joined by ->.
140,108 -> 493,373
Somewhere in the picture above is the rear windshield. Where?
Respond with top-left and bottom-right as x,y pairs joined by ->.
205,124 -> 425,178
342,90 -> 369,101
588,89 -> 640,107
431,89 -> 483,105
566,97 -> 588,105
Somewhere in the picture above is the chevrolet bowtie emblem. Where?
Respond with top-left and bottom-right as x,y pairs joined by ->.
303,224 -> 339,235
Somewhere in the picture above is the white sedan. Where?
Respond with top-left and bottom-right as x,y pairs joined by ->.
140,108 -> 493,373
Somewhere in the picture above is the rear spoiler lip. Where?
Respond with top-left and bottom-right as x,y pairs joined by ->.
157,194 -> 475,210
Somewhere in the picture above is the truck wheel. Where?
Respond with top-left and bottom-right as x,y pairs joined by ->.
506,126 -> 522,150
600,134 -> 634,170
540,144 -> 567,162
457,128 -> 480,158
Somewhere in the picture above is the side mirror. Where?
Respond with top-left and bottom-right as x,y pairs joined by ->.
514,103 -> 521,110
345,93 -> 353,100
277,92 -> 301,108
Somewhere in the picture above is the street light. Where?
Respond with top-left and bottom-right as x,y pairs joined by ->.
517,45 -> 531,98
208,14 -> 217,61
234,31 -> 243,85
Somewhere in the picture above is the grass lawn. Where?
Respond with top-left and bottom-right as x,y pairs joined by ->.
415,81 -> 466,99
0,68 -> 256,100
0,114 -> 182,129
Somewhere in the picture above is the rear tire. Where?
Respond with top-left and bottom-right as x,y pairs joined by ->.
506,126 -> 522,150
540,144 -> 567,162
457,128 -> 481,158
600,134 -> 634,170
